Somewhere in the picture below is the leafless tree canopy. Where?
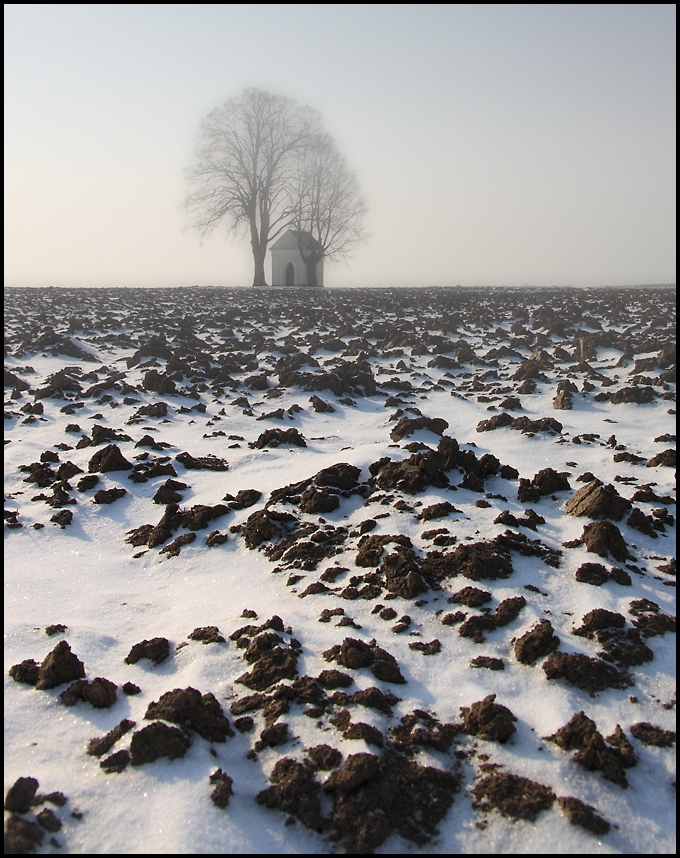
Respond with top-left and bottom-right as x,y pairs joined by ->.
288,133 -> 369,286
183,88 -> 368,286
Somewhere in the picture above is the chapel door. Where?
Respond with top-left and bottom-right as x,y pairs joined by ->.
285,262 -> 295,286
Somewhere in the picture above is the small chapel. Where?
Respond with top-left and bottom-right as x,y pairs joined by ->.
270,229 -> 324,287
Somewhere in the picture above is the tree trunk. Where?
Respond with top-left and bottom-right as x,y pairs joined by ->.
304,257 -> 318,287
251,243 -> 268,287
301,251 -> 324,287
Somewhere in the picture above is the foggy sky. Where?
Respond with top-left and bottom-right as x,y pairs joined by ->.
4,4 -> 676,289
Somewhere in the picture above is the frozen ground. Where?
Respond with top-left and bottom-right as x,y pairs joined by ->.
4,286 -> 676,854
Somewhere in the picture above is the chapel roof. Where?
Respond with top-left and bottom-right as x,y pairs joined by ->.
270,229 -> 323,252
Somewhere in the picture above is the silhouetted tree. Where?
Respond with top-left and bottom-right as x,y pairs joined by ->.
287,132 -> 368,287
183,88 -> 367,286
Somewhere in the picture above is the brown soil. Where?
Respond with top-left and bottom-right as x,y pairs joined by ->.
209,769 -> 234,809
29,641 -> 86,690
458,614 -> 497,644
390,416 -> 449,441
544,711 -> 634,788
470,656 -> 505,670
250,427 -> 307,449
557,796 -> 610,835
542,651 -> 633,696
356,533 -> 413,567
629,722 -> 676,747
307,745 -> 342,770
87,719 -> 136,757
316,669 -> 353,689
87,444 -> 133,473
4,777 -> 39,813
565,480 -> 631,520
4,814 -> 45,852
350,686 -> 399,714
256,757 -> 324,832
514,620 -> 560,665
574,562 -> 610,585
322,637 -> 406,684
581,520 -> 632,562
144,687 -> 234,742
450,541 -> 513,581
237,632 -> 299,691
374,452 -> 449,494
187,626 -> 226,644
529,467 -> 571,495
299,486 -> 340,514
573,609 -> 626,634
326,749 -> 460,852
449,586 -> 492,607
125,637 -> 170,666
175,451 -> 229,470
60,677 -> 117,708
92,487 -> 127,504
159,532 -> 196,557
242,509 -> 297,550
472,773 -> 555,821
8,659 -> 41,686
493,596 -> 526,627
129,722 -> 192,766
460,694 -> 517,743
388,710 -> 459,754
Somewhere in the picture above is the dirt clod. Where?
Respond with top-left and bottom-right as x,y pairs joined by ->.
61,677 -> 117,708
558,796 -> 610,835
629,722 -> 676,747
451,541 -> 513,581
125,637 -> 170,666
4,814 -> 45,853
4,777 -> 39,813
34,641 -> 86,690
545,711 -> 633,787
581,520 -> 632,562
144,687 -> 234,742
100,749 -> 131,774
307,744 -> 342,770
470,656 -> 505,670
256,757 -> 323,832
129,721 -> 192,766
542,651 -> 633,696
514,620 -> 560,665
565,480 -> 631,520
209,769 -> 234,808
87,719 -> 136,757
460,694 -> 517,743
472,773 -> 555,821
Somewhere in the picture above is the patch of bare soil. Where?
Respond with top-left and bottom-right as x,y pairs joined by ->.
557,796 -> 610,835
124,637 -> 170,666
514,620 -> 560,664
629,722 -> 676,747
9,640 -> 86,691
258,748 -> 460,853
544,711 -> 635,787
129,722 -> 192,766
472,773 -> 555,821
460,694 -> 517,743
542,651 -> 634,696
144,687 -> 234,742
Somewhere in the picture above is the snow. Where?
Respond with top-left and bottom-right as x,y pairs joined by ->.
4,285 -> 676,854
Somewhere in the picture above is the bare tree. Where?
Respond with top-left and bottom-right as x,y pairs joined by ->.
183,88 -> 322,286
287,133 -> 369,287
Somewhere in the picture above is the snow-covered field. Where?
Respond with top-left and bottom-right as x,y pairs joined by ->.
4,285 -> 676,854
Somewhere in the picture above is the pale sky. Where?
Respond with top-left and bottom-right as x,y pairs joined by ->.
4,3 -> 676,289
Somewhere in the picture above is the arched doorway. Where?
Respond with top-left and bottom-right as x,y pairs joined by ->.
285,262 -> 295,286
